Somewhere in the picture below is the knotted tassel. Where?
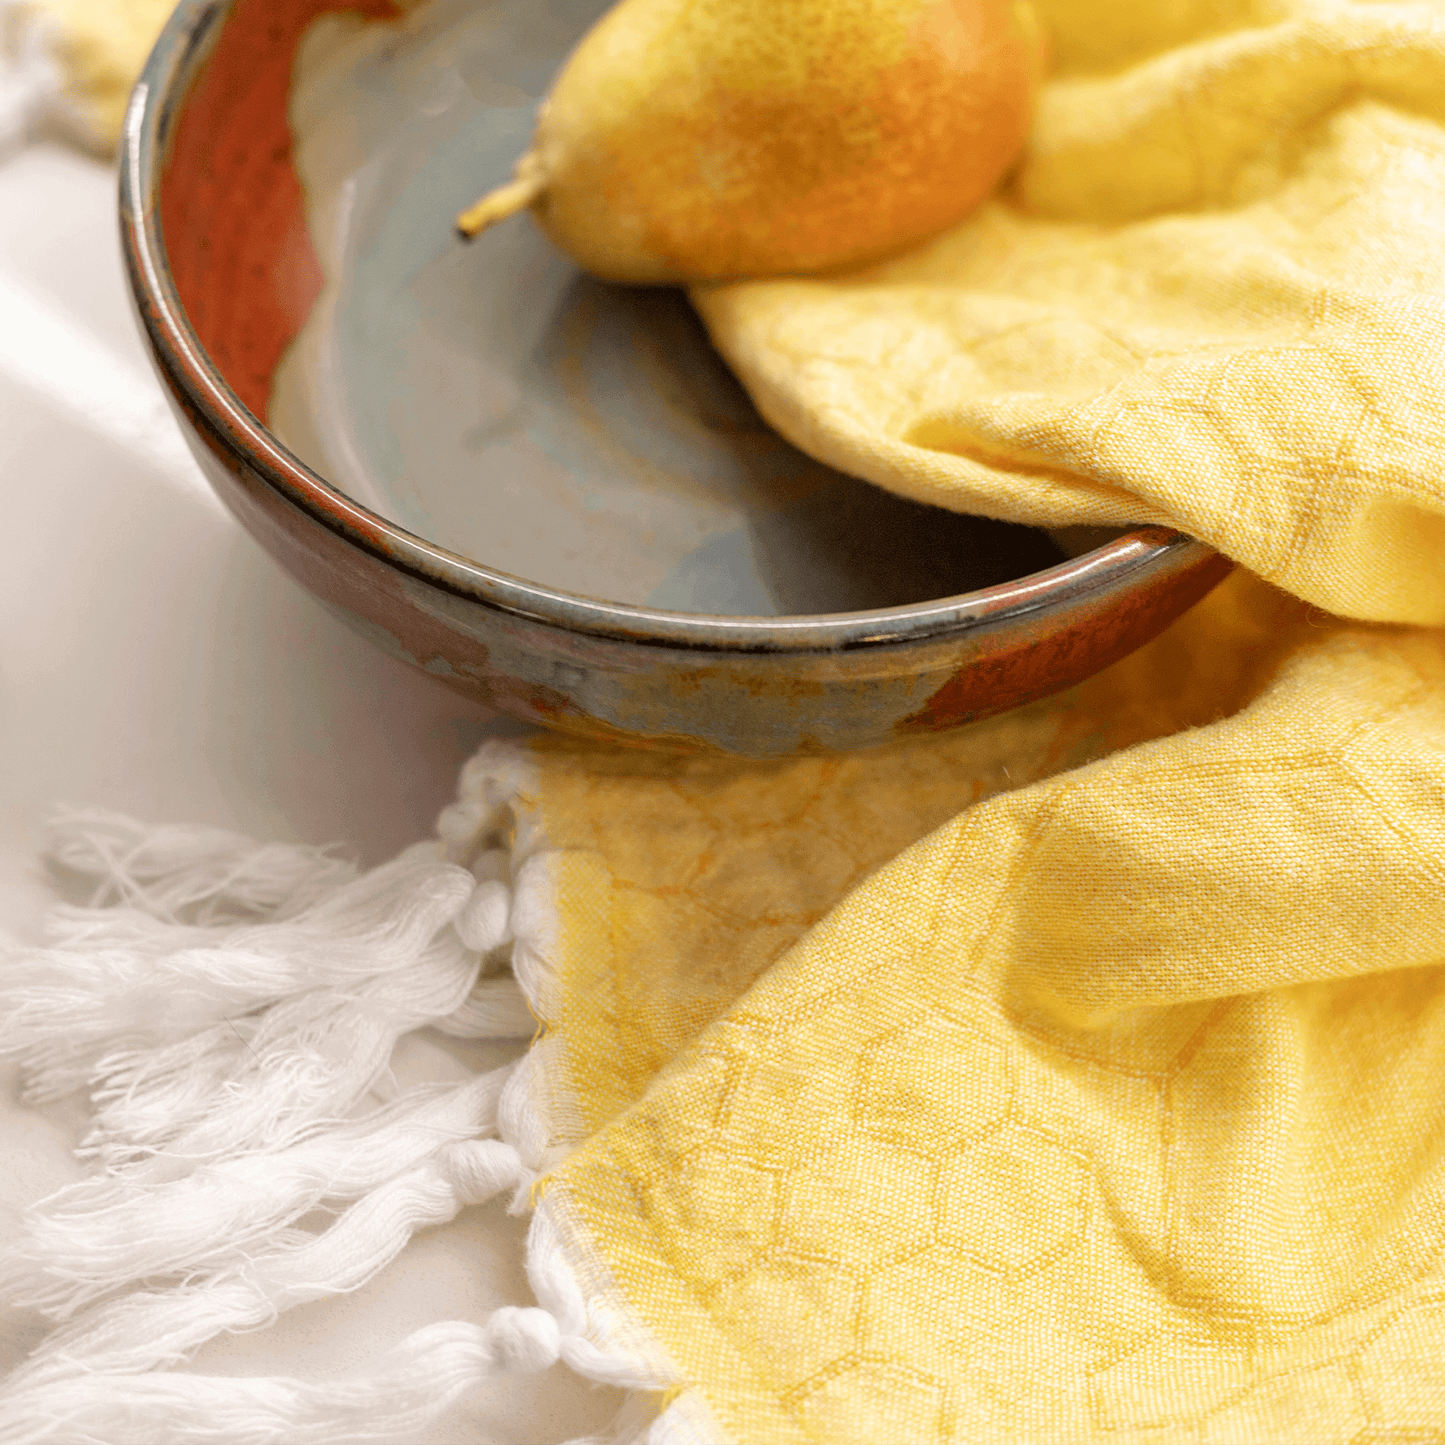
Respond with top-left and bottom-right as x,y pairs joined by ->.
7,1138 -> 528,1387
0,1311 -> 659,1445
0,748 -> 667,1444
1,1066 -> 516,1318
2,841 -> 477,1110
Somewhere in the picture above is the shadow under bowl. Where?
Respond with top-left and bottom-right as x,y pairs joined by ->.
119,0 -> 1231,758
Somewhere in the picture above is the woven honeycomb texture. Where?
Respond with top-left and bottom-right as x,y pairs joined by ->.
536,577 -> 1445,1443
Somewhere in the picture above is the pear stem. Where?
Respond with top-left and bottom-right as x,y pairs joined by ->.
456,172 -> 546,239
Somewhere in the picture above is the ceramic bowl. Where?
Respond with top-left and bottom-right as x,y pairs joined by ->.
119,0 -> 1230,758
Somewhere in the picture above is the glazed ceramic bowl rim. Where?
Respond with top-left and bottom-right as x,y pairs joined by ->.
122,0 -> 1210,658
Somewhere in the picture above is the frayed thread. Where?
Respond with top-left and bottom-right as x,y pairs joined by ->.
7,1136 -> 528,1385
2,1308 -> 660,1445
44,809 -> 361,924
0,1067 -> 515,1319
9,842 -> 468,1068
0,751 -> 667,1443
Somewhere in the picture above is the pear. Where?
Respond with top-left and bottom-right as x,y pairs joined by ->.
457,0 -> 1045,285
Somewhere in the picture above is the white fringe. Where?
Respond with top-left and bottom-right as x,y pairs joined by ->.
0,741 -> 670,1444
7,1136 -> 529,1386
46,810 -> 361,923
0,1068 -> 515,1318
2,1309 -> 654,1445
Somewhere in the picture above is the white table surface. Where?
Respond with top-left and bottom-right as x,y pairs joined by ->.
0,140 -> 621,1442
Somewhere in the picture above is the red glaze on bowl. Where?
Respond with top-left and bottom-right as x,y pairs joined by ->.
160,0 -> 397,420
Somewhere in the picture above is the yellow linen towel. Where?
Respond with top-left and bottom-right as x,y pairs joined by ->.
528,584 -> 1445,1444
12,1 -> 1445,1443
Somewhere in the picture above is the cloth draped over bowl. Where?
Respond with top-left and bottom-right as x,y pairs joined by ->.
694,0 -> 1445,627
8,0 -> 1445,1442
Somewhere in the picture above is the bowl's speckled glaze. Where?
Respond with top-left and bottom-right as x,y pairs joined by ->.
119,0 -> 1231,757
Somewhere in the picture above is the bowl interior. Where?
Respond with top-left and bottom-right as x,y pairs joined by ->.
164,0 -> 1078,618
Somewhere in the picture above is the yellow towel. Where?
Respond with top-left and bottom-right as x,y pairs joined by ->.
520,4 -> 1445,1436
510,578 -> 1445,1443
26,0 -> 1445,1440
693,0 -> 1445,625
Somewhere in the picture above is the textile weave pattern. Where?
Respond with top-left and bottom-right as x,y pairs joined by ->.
539,604 -> 1445,1443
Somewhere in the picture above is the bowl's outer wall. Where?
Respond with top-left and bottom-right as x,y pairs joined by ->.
158,373 -> 1232,755
123,0 -> 1233,757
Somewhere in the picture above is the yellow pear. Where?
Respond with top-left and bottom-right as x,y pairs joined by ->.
458,0 -> 1045,284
